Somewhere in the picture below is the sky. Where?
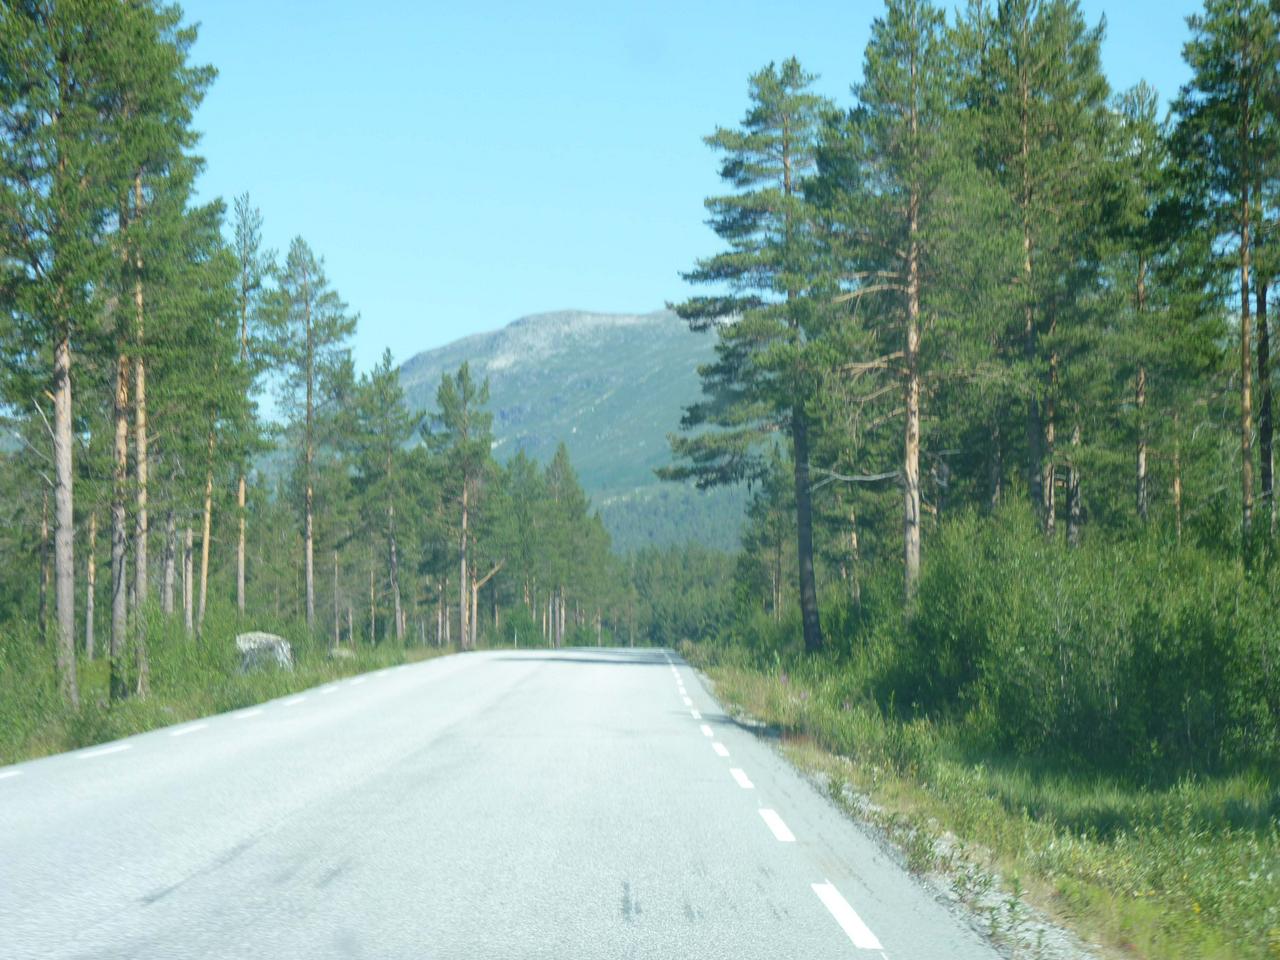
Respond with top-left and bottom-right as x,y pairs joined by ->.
181,0 -> 1203,374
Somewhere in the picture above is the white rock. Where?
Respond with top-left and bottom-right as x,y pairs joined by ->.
234,632 -> 293,672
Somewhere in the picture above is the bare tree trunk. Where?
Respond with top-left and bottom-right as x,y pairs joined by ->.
791,408 -> 823,652
110,353 -> 130,701
459,481 -> 469,650
1136,365 -> 1148,522
1068,419 -> 1083,547
1258,280 -> 1273,537
369,558 -> 376,645
51,333 -> 77,705
197,444 -> 213,635
39,487 -> 49,642
333,550 -> 340,648
183,525 -> 193,635
303,266 -> 316,628
389,499 -> 403,642
1135,258 -> 1149,522
1042,356 -> 1058,537
236,474 -> 247,613
162,512 -> 175,615
347,604 -> 354,647
1241,191 -> 1255,551
469,576 -> 478,650
849,511 -> 862,607
903,198 -> 922,600
85,510 -> 97,658
133,215 -> 148,612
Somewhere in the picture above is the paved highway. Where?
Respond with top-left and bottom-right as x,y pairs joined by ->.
1,648 -> 999,959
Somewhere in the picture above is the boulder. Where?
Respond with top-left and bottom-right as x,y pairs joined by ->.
235,632 -> 293,672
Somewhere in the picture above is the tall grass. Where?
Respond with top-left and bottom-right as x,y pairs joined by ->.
693,504 -> 1280,958
0,599 -> 453,765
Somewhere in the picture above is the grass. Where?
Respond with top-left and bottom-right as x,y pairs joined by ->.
693,653 -> 1280,960
0,602 -> 457,766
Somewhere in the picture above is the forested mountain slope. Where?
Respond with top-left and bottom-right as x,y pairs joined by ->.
398,310 -> 744,551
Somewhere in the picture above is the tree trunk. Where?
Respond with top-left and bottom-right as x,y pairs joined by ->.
333,550 -> 340,648
1068,420 -> 1083,547
459,480 -> 469,650
1136,365 -> 1149,522
903,206 -> 922,600
1042,355 -> 1058,537
369,559 -> 376,644
791,407 -> 823,652
1136,258 -> 1149,522
1241,191 -> 1255,551
347,604 -> 354,647
110,353 -> 130,701
133,267 -> 148,609
236,473 -> 247,613
39,486 -> 49,642
1258,280 -> 1273,536
183,525 -> 194,635
133,260 -> 150,696
85,510 -> 97,658
162,512 -> 175,615
196,443 -> 214,636
52,333 -> 77,705
389,498 -> 403,642
304,268 -> 316,628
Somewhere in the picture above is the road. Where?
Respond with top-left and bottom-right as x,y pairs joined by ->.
1,648 -> 999,959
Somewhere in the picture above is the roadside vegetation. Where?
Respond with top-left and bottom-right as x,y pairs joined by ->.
647,2 -> 1280,956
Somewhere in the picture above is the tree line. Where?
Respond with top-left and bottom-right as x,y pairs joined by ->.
667,0 -> 1280,654
0,1 -> 623,709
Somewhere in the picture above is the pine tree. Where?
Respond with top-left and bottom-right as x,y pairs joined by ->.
959,0 -> 1111,535
1172,0 -> 1280,553
0,0 -> 149,705
426,363 -> 492,650
666,58 -> 832,652
269,237 -> 356,629
230,194 -> 274,613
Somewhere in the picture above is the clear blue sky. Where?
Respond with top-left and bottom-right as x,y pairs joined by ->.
182,0 -> 1202,373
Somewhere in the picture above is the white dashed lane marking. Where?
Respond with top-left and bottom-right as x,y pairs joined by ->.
712,742 -> 729,758
0,769 -> 22,780
169,723 -> 207,738
349,677 -> 367,686
759,808 -> 795,842
232,708 -> 263,720
320,686 -> 338,695
682,696 -> 693,707
78,744 -> 130,760
730,768 -> 754,789
282,696 -> 306,707
690,709 -> 702,720
700,724 -> 713,737
811,882 -> 884,950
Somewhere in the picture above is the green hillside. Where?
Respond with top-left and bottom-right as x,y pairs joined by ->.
398,309 -> 744,551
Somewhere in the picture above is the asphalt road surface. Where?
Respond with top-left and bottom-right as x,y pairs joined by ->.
1,648 -> 1000,959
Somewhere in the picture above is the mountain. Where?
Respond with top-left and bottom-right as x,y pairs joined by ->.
397,309 -> 744,552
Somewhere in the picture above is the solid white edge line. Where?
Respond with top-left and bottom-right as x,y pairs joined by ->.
0,769 -> 22,780
169,723 -> 208,738
690,709 -> 702,720
233,708 -> 263,720
78,744 -> 131,760
700,724 -> 713,737
811,881 -> 883,950
758,808 -> 795,841
712,741 -> 730,757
